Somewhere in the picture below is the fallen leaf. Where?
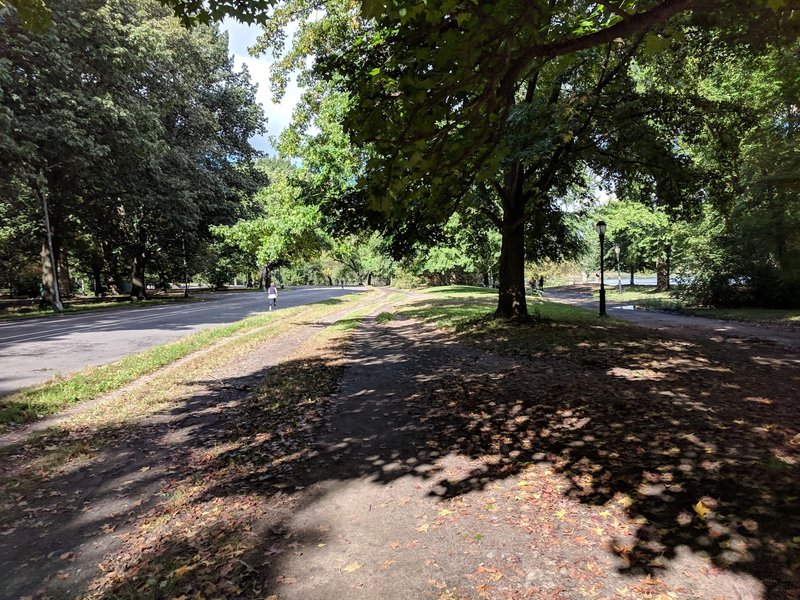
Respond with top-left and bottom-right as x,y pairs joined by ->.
693,500 -> 710,519
380,559 -> 396,569
343,562 -> 362,573
416,523 -> 430,533
172,564 -> 195,578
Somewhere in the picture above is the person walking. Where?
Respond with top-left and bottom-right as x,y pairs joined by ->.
267,282 -> 278,310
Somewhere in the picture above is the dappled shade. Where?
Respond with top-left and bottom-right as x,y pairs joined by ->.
0,295 -> 798,598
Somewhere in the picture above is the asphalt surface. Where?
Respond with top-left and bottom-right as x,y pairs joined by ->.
0,287 -> 363,397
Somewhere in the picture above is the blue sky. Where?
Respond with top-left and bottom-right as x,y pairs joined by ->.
222,19 -> 302,155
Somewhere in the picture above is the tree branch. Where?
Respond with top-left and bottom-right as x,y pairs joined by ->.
604,1 -> 633,18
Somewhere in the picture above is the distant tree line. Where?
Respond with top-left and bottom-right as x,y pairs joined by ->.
0,0 -> 265,303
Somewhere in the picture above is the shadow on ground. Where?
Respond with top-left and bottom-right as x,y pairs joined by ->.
0,296 -> 798,599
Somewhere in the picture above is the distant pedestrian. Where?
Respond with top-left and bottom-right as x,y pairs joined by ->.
538,275 -> 544,290
267,283 -> 278,310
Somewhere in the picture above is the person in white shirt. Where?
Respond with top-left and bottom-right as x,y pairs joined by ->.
267,283 -> 278,310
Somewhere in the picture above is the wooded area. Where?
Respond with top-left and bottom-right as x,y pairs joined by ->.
1,0 -> 799,314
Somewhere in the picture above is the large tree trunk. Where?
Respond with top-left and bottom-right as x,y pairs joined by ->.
59,248 -> 71,297
40,241 -> 61,309
130,237 -> 147,299
91,261 -> 103,297
496,194 -> 528,320
655,258 -> 669,292
37,186 -> 63,311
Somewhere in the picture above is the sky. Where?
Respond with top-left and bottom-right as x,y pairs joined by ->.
222,19 -> 302,155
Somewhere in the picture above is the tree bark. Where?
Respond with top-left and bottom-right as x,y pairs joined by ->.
37,187 -> 63,311
655,258 -> 669,292
496,196 -> 528,319
59,248 -> 71,297
130,247 -> 147,300
91,261 -> 103,297
40,242 -> 61,309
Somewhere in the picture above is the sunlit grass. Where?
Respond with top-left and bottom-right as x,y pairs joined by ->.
405,285 -> 602,328
394,286 -> 629,363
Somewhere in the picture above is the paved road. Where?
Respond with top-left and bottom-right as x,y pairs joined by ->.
545,286 -> 800,351
0,287 -> 363,396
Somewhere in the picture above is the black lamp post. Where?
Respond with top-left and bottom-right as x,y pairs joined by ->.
596,221 -> 607,316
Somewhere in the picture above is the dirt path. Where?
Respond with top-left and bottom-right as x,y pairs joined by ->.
0,292 -> 392,599
1,289 -> 798,599
545,286 -> 800,350
221,316 -> 787,600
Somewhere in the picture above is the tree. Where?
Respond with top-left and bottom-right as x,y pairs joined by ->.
595,199 -> 676,289
0,0 -> 264,302
640,25 -> 800,306
36,0 -> 787,315
213,159 -> 325,287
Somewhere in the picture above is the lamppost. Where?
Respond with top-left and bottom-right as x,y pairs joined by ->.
596,221 -> 607,316
615,243 -> 622,295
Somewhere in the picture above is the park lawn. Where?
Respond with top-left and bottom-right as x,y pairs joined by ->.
0,295 -> 201,321
399,285 -> 631,366
591,284 -> 683,310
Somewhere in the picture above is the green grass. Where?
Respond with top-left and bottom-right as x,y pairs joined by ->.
396,286 -> 627,363
0,295 -> 365,430
405,285 -> 601,327
0,296 -> 201,321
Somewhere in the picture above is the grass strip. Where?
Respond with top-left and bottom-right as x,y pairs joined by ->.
680,306 -> 800,324
0,296 -> 203,321
0,295 -> 365,430
590,285 -> 800,325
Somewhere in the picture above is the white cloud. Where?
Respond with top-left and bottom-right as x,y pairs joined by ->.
222,19 -> 302,155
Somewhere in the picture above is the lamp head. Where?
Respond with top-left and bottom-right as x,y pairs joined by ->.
595,221 -> 607,236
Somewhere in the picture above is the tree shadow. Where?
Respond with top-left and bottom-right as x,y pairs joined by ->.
0,303 -> 798,598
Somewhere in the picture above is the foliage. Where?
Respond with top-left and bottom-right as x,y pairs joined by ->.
212,158 -> 324,273
647,34 -> 800,306
0,0 -> 264,300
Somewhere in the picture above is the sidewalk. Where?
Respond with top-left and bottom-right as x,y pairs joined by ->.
545,286 -> 800,351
